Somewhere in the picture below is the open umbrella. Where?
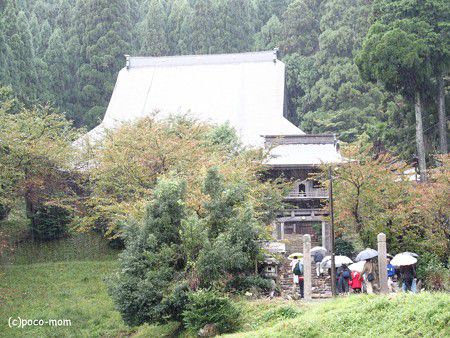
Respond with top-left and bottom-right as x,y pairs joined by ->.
391,253 -> 417,266
288,252 -> 304,260
320,255 -> 353,269
403,251 -> 419,258
355,248 -> 378,262
349,260 -> 365,273
311,246 -> 327,254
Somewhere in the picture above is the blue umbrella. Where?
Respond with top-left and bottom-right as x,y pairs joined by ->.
355,248 -> 378,262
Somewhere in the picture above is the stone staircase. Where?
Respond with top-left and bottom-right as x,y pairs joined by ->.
279,257 -> 332,299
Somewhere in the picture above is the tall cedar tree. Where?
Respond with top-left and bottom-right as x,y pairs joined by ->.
44,28 -> 71,110
189,0 -> 218,54
167,0 -> 193,55
1,1 -> 39,101
357,16 -> 440,180
372,0 -> 450,153
139,0 -> 169,56
73,0 -> 133,128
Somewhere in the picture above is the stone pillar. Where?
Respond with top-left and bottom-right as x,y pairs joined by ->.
280,222 -> 285,240
322,222 -> 331,251
377,233 -> 388,294
303,234 -> 312,300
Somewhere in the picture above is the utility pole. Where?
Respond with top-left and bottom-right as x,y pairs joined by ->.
328,166 -> 336,296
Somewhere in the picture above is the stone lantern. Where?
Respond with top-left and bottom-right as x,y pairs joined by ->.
262,256 -> 280,279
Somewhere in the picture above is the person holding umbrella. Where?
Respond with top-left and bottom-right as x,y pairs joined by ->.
391,253 -> 418,293
400,265 -> 417,293
289,253 -> 304,298
356,248 -> 378,262
336,263 -> 351,295
348,261 -> 364,293
311,246 -> 327,277
362,258 -> 379,294
356,248 -> 379,294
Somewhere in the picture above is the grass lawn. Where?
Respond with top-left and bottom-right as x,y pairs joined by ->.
1,261 -> 122,337
228,293 -> 450,338
0,260 -> 181,337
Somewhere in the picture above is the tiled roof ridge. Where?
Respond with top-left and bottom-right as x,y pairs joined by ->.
124,49 -> 279,69
264,134 -> 337,145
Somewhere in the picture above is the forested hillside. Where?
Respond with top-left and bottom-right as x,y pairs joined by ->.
0,0 -> 448,160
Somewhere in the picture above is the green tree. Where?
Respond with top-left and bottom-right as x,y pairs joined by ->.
372,0 -> 450,153
144,177 -> 186,246
0,6 -> 11,83
215,0 -> 255,53
281,0 -> 394,146
44,28 -> 71,110
38,20 -> 52,54
1,1 -> 39,101
331,144 -> 449,260
357,19 -> 438,180
254,15 -> 282,51
282,0 -> 322,55
189,0 -> 218,54
73,0 -> 133,128
254,0 -> 291,29
0,95 -> 79,228
167,0 -> 192,55
107,177 -> 187,326
28,14 -> 41,54
139,0 -> 169,56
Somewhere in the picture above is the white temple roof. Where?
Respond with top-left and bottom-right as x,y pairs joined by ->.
263,134 -> 343,167
267,143 -> 344,166
77,51 -> 342,166
81,50 -> 303,147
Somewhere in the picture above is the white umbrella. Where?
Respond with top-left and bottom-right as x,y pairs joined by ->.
355,248 -> 378,262
402,251 -> 419,258
311,246 -> 327,254
320,255 -> 353,269
349,260 -> 365,273
391,253 -> 417,266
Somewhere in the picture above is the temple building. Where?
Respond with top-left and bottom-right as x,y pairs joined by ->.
80,50 -> 343,254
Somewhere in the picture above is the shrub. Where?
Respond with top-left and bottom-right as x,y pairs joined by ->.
163,282 -> 190,322
423,268 -> 450,291
335,237 -> 355,257
182,290 -> 240,334
106,228 -> 179,326
107,178 -> 188,326
29,205 -> 71,241
416,253 -> 450,291
225,275 -> 272,293
0,204 -> 10,221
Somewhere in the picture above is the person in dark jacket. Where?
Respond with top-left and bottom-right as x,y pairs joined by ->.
291,257 -> 304,298
400,264 -> 417,293
314,251 -> 325,277
336,264 -> 351,294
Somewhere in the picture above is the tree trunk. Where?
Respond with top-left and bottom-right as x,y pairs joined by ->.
414,91 -> 427,182
437,74 -> 448,153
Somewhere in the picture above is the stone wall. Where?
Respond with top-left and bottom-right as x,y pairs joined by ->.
279,258 -> 332,299
284,233 -> 320,254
